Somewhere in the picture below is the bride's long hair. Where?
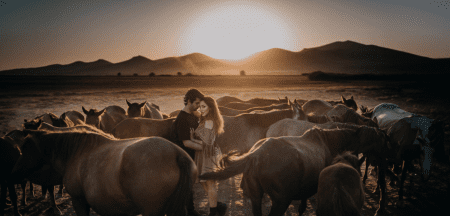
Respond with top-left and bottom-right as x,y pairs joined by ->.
200,96 -> 224,135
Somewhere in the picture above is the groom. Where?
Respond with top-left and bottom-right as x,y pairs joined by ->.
169,88 -> 205,216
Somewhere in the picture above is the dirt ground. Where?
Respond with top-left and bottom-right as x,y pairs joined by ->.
2,77 -> 450,216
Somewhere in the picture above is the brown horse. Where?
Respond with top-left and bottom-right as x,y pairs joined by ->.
82,105 -> 126,133
145,102 -> 164,119
316,151 -> 364,216
304,102 -> 377,127
215,99 -> 305,154
111,117 -> 175,139
200,127 -> 388,216
60,110 -> 85,126
12,130 -> 197,216
327,95 -> 358,111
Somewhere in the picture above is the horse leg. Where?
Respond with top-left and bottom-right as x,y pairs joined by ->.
71,198 -> 90,216
267,198 -> 291,216
298,198 -> 308,216
20,181 -> 27,206
375,157 -> 387,216
47,186 -> 62,215
7,183 -> 21,216
363,158 -> 369,184
41,185 -> 48,199
397,160 -> 409,208
29,182 -> 34,198
57,184 -> 64,196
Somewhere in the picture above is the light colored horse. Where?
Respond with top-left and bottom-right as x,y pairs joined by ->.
60,111 -> 85,126
111,117 -> 175,139
82,105 -> 126,133
371,103 -> 443,207
215,99 -> 306,154
12,130 -> 197,216
200,127 -> 388,216
145,102 -> 164,119
316,152 -> 364,216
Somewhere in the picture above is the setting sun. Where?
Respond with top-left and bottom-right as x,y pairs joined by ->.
180,3 -> 290,60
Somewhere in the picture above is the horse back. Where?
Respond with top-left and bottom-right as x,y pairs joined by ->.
216,96 -> 243,106
266,119 -> 316,137
302,100 -> 333,116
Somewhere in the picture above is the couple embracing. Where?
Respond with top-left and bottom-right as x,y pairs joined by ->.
170,89 -> 227,216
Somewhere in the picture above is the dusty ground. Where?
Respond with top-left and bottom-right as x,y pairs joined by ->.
1,76 -> 450,216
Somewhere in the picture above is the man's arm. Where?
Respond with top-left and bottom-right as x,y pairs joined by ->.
182,140 -> 203,151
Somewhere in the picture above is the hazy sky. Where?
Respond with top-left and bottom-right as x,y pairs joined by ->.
1,0 -> 449,71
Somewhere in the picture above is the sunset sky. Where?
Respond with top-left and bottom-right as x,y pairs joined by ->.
1,0 -> 449,71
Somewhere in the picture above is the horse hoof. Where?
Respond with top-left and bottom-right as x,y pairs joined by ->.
374,209 -> 385,216
52,207 -> 63,215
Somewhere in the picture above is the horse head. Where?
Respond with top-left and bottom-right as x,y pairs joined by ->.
292,99 -> 307,120
82,106 -> 106,129
11,129 -> 48,180
341,95 -> 358,111
126,99 -> 147,118
23,118 -> 43,130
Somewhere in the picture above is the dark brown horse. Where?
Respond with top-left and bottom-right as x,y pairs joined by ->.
327,95 -> 358,111
12,130 -> 197,216
200,127 -> 388,216
316,151 -> 364,216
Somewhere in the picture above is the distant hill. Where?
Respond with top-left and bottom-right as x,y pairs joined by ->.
1,40 -> 449,75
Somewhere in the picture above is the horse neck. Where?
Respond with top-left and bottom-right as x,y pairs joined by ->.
313,129 -> 357,157
42,132 -> 112,173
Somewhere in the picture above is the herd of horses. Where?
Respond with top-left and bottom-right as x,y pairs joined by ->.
0,95 -> 446,216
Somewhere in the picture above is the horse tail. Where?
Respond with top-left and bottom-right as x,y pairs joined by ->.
332,185 -> 361,216
199,151 -> 254,181
164,152 -> 195,216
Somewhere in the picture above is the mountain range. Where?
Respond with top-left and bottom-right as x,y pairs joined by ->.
1,40 -> 449,76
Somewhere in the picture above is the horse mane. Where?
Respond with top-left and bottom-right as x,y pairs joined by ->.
331,151 -> 360,170
38,131 -> 116,166
307,113 -> 330,123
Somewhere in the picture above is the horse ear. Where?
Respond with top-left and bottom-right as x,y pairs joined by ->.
95,109 -> 106,116
82,106 -> 88,115
126,99 -> 132,106
341,95 -> 347,102
139,101 -> 147,108
24,119 -> 28,123
351,96 -> 354,100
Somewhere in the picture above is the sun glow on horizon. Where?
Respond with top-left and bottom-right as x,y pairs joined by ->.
180,4 -> 291,60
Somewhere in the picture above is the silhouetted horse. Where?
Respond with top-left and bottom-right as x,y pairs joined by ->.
12,130 -> 197,216
316,151 -> 364,216
200,127 -> 388,216
23,113 -> 73,129
302,96 -> 358,116
1,132 -> 26,216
